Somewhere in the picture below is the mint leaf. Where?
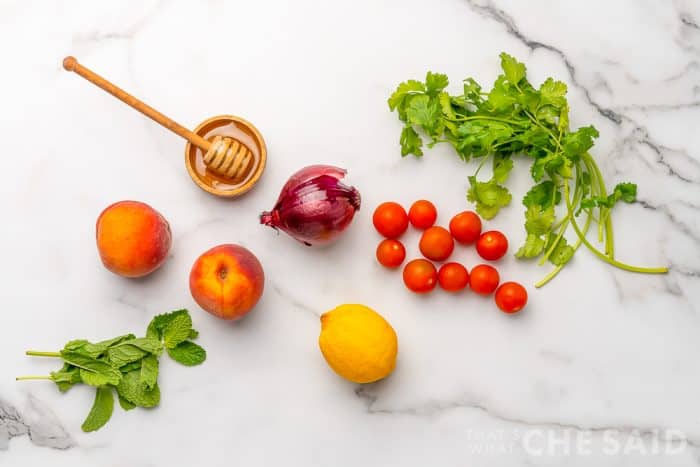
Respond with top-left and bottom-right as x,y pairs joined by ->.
61,351 -> 121,386
118,361 -> 142,373
147,309 -> 189,340
106,345 -> 147,368
116,371 -> 160,408
166,341 -> 207,367
163,313 -> 193,349
127,338 -> 163,355
425,71 -> 449,96
81,387 -> 114,433
500,52 -> 526,85
467,176 -> 512,219
96,334 -> 136,349
139,355 -> 159,389
400,125 -> 423,157
50,365 -> 81,393
118,394 -> 136,411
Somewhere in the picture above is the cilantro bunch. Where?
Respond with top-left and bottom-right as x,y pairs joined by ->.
17,309 -> 206,432
388,53 -> 667,286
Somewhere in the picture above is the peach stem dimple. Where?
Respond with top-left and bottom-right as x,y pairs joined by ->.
218,267 -> 228,280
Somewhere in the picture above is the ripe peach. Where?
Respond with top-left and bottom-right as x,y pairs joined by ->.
96,201 -> 172,278
189,244 -> 265,320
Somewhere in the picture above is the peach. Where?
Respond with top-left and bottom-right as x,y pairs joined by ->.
96,201 -> 172,278
189,244 -> 264,320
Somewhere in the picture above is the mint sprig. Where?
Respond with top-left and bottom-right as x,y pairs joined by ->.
17,309 -> 206,432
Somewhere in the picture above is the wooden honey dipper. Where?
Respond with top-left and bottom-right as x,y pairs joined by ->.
62,56 -> 254,180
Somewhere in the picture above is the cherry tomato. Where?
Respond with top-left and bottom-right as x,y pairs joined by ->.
476,230 -> 509,261
376,239 -> 406,268
469,264 -> 500,295
419,226 -> 455,261
438,262 -> 469,292
449,211 -> 482,244
495,282 -> 528,313
408,200 -> 437,229
403,259 -> 438,293
373,202 -> 409,238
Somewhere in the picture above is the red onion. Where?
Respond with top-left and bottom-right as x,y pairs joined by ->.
260,165 -> 361,246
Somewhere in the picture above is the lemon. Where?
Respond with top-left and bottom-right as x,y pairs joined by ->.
318,304 -> 398,384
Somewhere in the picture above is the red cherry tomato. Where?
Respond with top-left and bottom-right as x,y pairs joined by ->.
373,202 -> 409,238
376,239 -> 406,268
469,264 -> 500,295
408,200 -> 437,229
449,211 -> 482,244
476,230 -> 509,261
419,226 -> 454,261
495,282 -> 528,313
403,259 -> 438,293
438,262 -> 469,292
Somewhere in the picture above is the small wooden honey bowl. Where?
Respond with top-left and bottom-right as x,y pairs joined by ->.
63,56 -> 266,198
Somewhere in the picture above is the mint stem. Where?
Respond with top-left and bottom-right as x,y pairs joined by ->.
16,375 -> 51,381
25,351 -> 61,358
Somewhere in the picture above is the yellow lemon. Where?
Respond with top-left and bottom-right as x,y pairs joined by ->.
318,304 -> 398,384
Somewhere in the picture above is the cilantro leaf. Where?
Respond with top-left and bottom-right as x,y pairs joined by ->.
406,95 -> 440,132
500,52 -> 526,85
388,79 -> 425,111
548,237 -> 575,266
579,182 -> 637,213
522,181 -> 560,208
400,125 -> 423,157
467,176 -> 512,219
614,182 -> 637,202
524,205 -> 555,236
515,233 -> 546,259
538,78 -> 567,108
438,92 -> 456,119
492,154 -> 513,184
562,125 -> 599,160
425,71 -> 449,96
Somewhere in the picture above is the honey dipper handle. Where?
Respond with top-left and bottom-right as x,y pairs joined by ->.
62,56 -> 211,151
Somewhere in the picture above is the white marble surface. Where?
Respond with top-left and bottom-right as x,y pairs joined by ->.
2,0 -> 699,465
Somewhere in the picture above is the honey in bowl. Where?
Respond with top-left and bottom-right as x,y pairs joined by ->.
185,115 -> 267,197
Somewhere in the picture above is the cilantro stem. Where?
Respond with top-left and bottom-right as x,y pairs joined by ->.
474,154 -> 493,176
16,375 -> 52,381
535,211 -> 592,288
540,219 -> 569,266
25,351 -> 61,358
564,181 -> 667,274
448,115 -> 528,126
582,153 -> 614,256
